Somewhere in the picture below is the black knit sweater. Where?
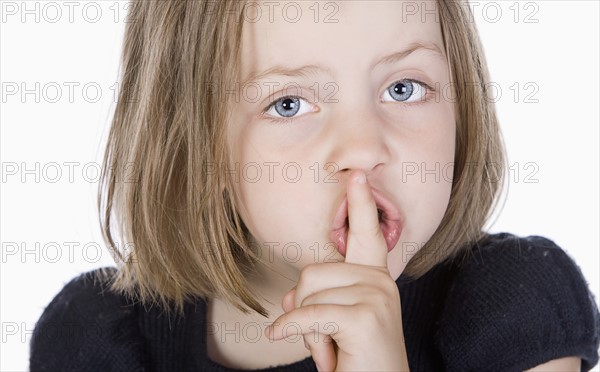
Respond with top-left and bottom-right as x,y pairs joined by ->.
30,233 -> 600,371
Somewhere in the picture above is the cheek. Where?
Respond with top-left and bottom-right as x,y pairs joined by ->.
421,174 -> 453,238
425,114 -> 455,212
233,165 -> 319,243
394,109 -> 456,241
387,116 -> 455,279
228,118 -> 328,249
420,124 -> 455,237
236,180 -> 338,268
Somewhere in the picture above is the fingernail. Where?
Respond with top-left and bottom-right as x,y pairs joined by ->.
355,171 -> 366,184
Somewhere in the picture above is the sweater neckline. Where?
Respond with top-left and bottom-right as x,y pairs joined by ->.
182,250 -> 463,370
193,297 -> 317,371
137,248 -> 460,370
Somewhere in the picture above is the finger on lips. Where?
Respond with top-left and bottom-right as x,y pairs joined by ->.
268,169 -> 391,370
344,170 -> 389,268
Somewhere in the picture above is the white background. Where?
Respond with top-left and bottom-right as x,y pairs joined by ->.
1,1 -> 599,371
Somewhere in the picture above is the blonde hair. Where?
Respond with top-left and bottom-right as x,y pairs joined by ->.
97,0 -> 505,318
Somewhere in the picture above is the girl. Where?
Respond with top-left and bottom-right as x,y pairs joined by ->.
30,1 -> 600,371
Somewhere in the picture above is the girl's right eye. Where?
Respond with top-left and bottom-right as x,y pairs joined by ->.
261,96 -> 315,124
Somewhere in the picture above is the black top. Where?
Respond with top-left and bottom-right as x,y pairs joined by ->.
29,233 -> 600,371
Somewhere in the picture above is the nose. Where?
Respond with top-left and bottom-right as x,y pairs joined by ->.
327,109 -> 392,178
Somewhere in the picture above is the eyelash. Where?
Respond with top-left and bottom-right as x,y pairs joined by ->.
260,78 -> 436,125
260,95 -> 312,125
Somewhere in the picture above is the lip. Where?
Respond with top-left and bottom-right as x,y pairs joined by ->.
329,188 -> 403,257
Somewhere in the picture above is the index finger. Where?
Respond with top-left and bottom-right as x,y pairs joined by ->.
344,170 -> 389,267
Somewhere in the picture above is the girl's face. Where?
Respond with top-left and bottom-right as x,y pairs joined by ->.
227,0 -> 455,280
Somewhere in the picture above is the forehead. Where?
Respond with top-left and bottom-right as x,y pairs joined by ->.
240,0 -> 444,80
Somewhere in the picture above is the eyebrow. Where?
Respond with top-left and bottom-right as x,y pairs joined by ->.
375,42 -> 446,67
241,42 -> 446,85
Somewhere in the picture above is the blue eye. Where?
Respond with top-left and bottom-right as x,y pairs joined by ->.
263,96 -> 313,121
383,79 -> 428,103
262,79 -> 432,124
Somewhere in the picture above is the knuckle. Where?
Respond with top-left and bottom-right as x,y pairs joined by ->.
306,303 -> 321,319
372,287 -> 388,304
299,263 -> 318,283
373,280 -> 400,308
371,269 -> 394,288
360,304 -> 385,329
381,275 -> 399,295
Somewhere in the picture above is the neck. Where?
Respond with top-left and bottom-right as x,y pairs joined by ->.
244,244 -> 300,319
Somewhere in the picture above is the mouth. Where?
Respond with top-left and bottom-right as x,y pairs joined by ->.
330,188 -> 403,257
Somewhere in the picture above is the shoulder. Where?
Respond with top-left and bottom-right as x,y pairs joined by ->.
435,232 -> 600,372
29,267 -> 145,371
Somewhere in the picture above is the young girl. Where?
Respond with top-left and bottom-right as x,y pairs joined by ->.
29,1 -> 600,371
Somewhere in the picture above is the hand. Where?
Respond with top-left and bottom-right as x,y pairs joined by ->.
264,170 -> 410,371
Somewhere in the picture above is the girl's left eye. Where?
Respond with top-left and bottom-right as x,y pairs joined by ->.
382,79 -> 430,103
